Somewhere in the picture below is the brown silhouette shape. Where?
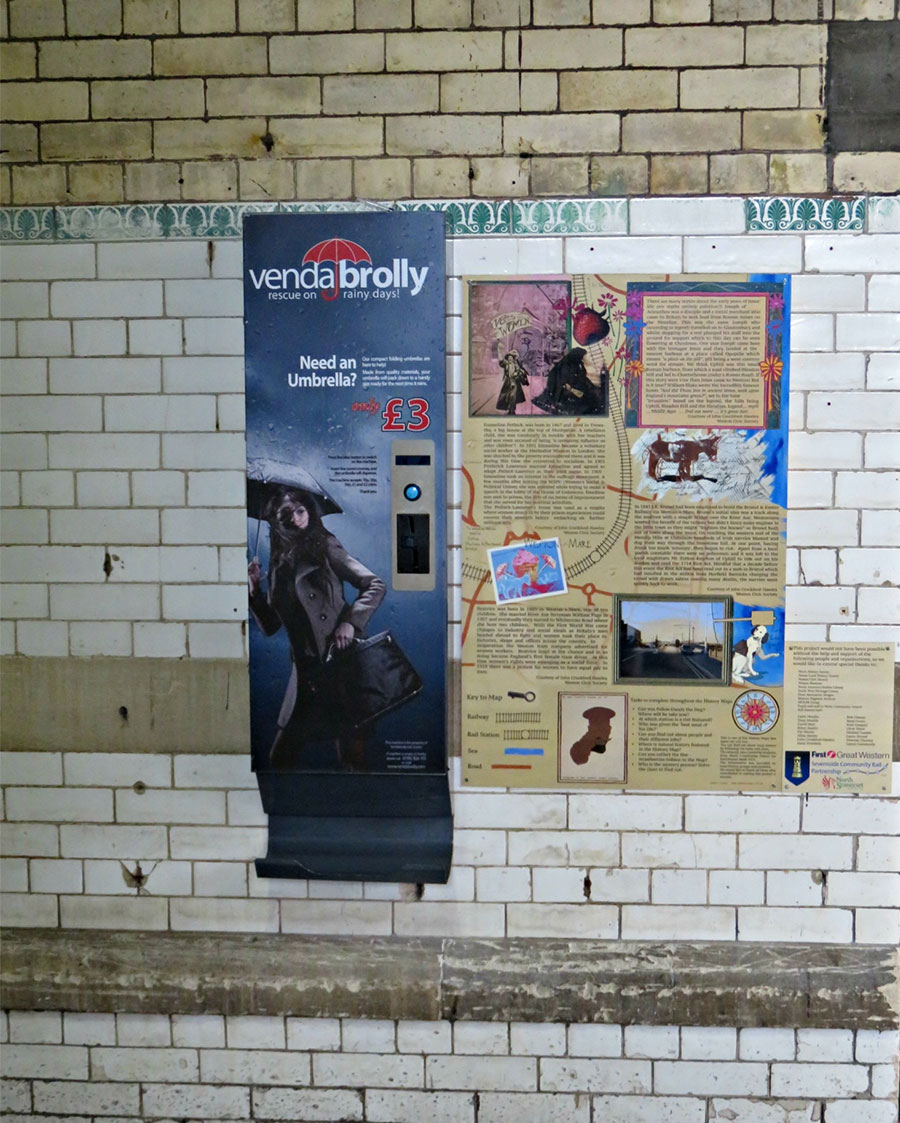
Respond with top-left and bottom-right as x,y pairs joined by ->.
569,706 -> 616,766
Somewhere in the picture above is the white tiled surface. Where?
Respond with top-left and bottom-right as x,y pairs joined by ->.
8,1011 -> 898,1118
0,199 -> 897,964
2,207 -> 896,660
0,749 -> 897,944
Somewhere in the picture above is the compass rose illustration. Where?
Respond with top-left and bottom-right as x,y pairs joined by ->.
732,689 -> 779,735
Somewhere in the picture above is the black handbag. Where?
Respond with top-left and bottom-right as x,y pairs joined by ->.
326,630 -> 423,732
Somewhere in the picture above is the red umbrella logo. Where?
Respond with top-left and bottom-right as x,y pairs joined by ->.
302,238 -> 372,302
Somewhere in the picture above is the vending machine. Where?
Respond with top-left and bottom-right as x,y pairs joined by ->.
242,212 -> 451,882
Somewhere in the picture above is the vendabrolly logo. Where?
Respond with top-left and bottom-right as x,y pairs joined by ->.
247,237 -> 429,301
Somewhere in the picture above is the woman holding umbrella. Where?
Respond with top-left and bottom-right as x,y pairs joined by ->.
248,483 -> 385,770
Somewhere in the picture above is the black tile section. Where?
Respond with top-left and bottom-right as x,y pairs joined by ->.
827,22 -> 900,153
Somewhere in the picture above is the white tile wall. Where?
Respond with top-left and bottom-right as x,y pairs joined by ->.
0,201 -> 898,985
1,215 -> 895,672
1,749 -> 897,948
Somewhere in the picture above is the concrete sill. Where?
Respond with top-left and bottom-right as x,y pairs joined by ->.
2,929 -> 897,1029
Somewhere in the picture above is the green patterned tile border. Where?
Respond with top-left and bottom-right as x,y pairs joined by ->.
54,202 -> 286,240
395,199 -> 512,235
512,198 -> 628,234
400,197 -> 627,233
868,196 -> 900,233
1,198 -> 629,242
0,207 -> 58,241
745,197 -> 866,232
0,200 -> 514,241
4,196 -> 890,242
0,201 -> 393,242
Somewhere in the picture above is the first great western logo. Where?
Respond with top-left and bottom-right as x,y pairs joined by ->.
247,237 -> 429,302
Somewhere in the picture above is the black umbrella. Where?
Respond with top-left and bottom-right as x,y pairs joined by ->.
246,458 -> 343,521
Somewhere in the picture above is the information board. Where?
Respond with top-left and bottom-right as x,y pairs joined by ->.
461,272 -> 793,791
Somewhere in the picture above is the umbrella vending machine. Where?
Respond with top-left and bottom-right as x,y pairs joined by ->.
242,212 -> 452,882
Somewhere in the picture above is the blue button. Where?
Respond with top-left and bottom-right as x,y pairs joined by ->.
403,483 -> 422,502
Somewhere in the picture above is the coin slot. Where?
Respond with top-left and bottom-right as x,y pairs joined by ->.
397,513 -> 430,574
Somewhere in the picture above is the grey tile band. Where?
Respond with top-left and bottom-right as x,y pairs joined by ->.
3,929 -> 897,1029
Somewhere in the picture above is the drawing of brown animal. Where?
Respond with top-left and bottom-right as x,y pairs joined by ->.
646,434 -> 721,482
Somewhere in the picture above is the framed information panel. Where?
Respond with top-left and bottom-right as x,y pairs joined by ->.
461,272 -> 793,792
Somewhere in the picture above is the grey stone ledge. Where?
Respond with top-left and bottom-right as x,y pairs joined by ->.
2,929 -> 897,1029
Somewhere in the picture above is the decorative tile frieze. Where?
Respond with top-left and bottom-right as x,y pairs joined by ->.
55,202 -> 282,240
745,197 -> 866,232
0,199 -> 616,242
0,207 -> 57,242
396,200 -> 513,235
0,197 -> 882,242
512,198 -> 628,235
